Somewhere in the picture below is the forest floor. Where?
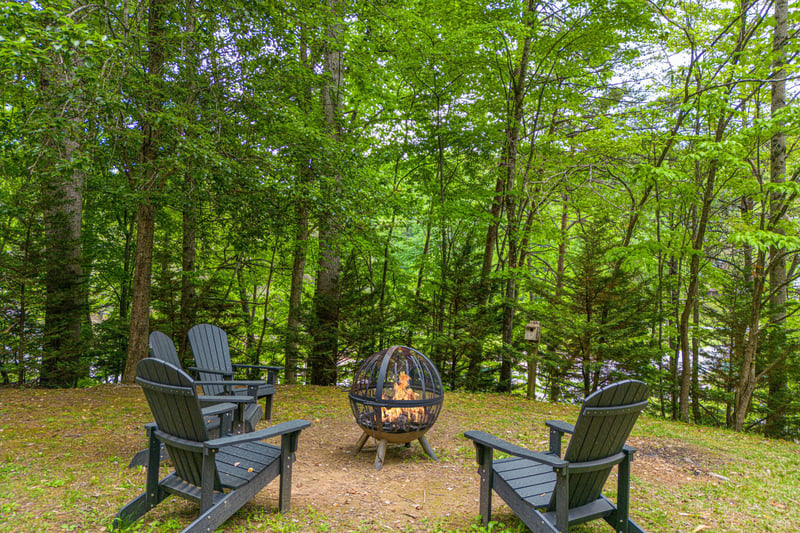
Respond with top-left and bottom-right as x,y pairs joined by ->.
1,384 -> 799,532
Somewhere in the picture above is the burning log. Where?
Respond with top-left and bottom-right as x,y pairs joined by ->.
382,372 -> 425,425
348,346 -> 444,469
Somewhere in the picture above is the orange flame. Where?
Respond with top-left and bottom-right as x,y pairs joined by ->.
382,371 -> 425,424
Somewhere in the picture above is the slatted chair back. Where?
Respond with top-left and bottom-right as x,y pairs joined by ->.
149,331 -> 182,368
135,358 -> 219,491
560,379 -> 649,510
188,324 -> 234,397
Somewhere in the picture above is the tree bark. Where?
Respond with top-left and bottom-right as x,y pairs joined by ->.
310,0 -> 344,386
286,196 -> 309,384
765,0 -> 788,438
39,57 -> 87,388
178,7 -> 198,362
499,0 -> 535,392
122,0 -> 167,383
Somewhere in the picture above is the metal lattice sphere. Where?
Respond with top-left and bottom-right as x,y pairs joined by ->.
349,345 -> 444,445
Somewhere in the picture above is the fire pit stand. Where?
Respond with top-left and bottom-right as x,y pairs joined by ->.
349,345 -> 444,470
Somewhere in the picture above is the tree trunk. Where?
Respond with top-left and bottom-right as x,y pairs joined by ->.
765,0 -> 788,439
310,0 -> 344,386
284,31 -> 313,385
122,0 -> 167,383
691,295 -> 701,421
40,121 -> 86,388
548,193 -> 569,402
285,197 -> 309,384
178,7 -> 199,362
178,174 -> 197,361
36,21 -> 88,388
499,0 -> 534,392
678,101 -> 723,419
124,202 -> 157,382
734,263 -> 766,431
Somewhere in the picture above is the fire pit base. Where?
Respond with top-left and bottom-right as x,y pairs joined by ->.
355,430 -> 438,470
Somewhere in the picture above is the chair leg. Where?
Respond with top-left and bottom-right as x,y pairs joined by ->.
113,493 -> 153,530
615,452 -> 632,533
374,439 -> 388,470
264,394 -> 273,420
355,431 -> 370,452
553,468 -> 569,532
278,430 -> 301,512
115,431 -> 173,529
474,443 -> 493,527
200,450 -> 217,513
182,490 -> 242,533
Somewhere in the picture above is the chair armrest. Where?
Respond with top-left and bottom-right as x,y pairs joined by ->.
233,364 -> 284,371
464,430 -> 566,468
188,366 -> 235,378
154,430 -> 204,453
232,364 -> 282,384
545,420 -> 574,456
199,402 -> 238,416
195,380 -> 265,399
205,420 -> 311,449
195,379 -> 266,387
198,395 -> 257,405
545,420 -> 574,434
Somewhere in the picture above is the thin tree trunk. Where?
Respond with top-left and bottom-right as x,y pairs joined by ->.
284,32 -> 313,384
286,199 -> 309,384
691,295 -> 701,421
179,177 -> 197,360
734,262 -> 766,431
178,7 -> 198,362
548,193 -> 569,402
378,214 -> 396,350
123,0 -> 167,383
765,0 -> 788,438
236,260 -> 256,361
499,0 -> 534,392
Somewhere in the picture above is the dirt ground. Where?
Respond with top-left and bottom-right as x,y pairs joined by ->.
233,386 -> 731,532
0,384 -> 736,532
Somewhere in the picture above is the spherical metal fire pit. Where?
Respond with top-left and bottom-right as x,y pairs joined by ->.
349,345 -> 444,469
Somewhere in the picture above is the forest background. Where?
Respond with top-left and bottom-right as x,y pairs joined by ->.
1,0 -> 799,438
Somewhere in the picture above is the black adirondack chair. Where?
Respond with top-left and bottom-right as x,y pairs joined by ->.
148,330 -> 183,367
114,358 -> 310,533
150,330 -> 264,432
128,332 -> 266,468
465,380 -> 649,533
188,323 -> 282,420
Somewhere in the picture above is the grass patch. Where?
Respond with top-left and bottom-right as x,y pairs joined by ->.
0,384 -> 797,532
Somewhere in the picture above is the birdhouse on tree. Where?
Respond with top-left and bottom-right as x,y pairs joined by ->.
524,320 -> 541,342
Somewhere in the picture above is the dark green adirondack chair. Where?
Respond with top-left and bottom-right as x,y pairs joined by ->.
114,358 -> 310,533
465,380 -> 649,533
147,330 -> 183,367
188,323 -> 282,420
128,332 -> 265,468
150,330 -> 264,432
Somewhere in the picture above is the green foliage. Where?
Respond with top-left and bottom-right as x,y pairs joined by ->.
0,0 -> 799,434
